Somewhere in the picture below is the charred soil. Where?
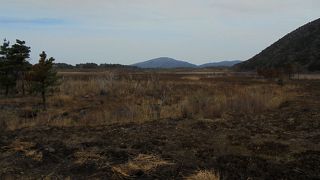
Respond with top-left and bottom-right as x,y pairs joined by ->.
1,80 -> 320,179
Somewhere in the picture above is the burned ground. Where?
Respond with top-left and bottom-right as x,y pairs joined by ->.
0,75 -> 320,179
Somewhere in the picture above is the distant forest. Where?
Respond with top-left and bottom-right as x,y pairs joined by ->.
54,63 -> 137,70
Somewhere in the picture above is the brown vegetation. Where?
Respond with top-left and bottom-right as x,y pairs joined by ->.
1,70 -> 319,179
0,71 -> 296,130
187,170 -> 220,180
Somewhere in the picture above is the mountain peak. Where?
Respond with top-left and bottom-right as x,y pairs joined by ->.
132,57 -> 197,69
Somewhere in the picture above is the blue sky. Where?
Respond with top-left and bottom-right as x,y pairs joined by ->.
1,0 -> 319,65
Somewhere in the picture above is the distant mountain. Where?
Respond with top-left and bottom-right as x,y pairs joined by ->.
132,57 -> 197,69
236,18 -> 320,71
199,60 -> 242,68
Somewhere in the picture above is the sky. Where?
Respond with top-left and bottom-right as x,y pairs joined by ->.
0,0 -> 319,65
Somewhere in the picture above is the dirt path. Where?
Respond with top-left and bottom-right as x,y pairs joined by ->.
1,81 -> 320,179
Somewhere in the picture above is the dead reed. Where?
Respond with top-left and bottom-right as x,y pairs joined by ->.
0,71 -> 297,130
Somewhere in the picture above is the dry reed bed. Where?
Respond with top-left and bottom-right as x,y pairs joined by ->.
1,72 -> 296,130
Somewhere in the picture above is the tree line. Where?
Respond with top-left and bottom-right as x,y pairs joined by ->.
54,62 -> 137,70
256,63 -> 302,80
0,39 -> 58,110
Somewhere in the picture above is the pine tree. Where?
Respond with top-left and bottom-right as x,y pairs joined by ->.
0,39 -> 31,96
0,39 -> 15,96
31,51 -> 59,110
9,39 -> 31,95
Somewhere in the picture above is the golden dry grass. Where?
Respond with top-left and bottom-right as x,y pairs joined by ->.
181,84 -> 294,118
187,170 -> 220,180
0,71 -> 298,130
112,154 -> 173,177
74,149 -> 105,165
181,76 -> 201,81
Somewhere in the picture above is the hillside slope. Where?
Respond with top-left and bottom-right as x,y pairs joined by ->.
132,57 -> 197,68
200,60 -> 242,68
236,18 -> 320,71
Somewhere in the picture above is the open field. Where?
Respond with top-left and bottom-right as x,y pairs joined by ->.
0,70 -> 320,179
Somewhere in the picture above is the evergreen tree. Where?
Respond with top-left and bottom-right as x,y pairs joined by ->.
31,51 -> 59,110
0,39 -> 31,96
0,39 -> 15,96
9,39 -> 31,95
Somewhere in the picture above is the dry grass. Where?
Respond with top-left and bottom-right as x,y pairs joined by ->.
9,140 -> 43,162
112,154 -> 173,177
294,73 -> 320,80
181,84 -> 293,118
0,71 -> 298,130
187,170 -> 220,180
74,149 -> 105,165
181,76 -> 201,81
